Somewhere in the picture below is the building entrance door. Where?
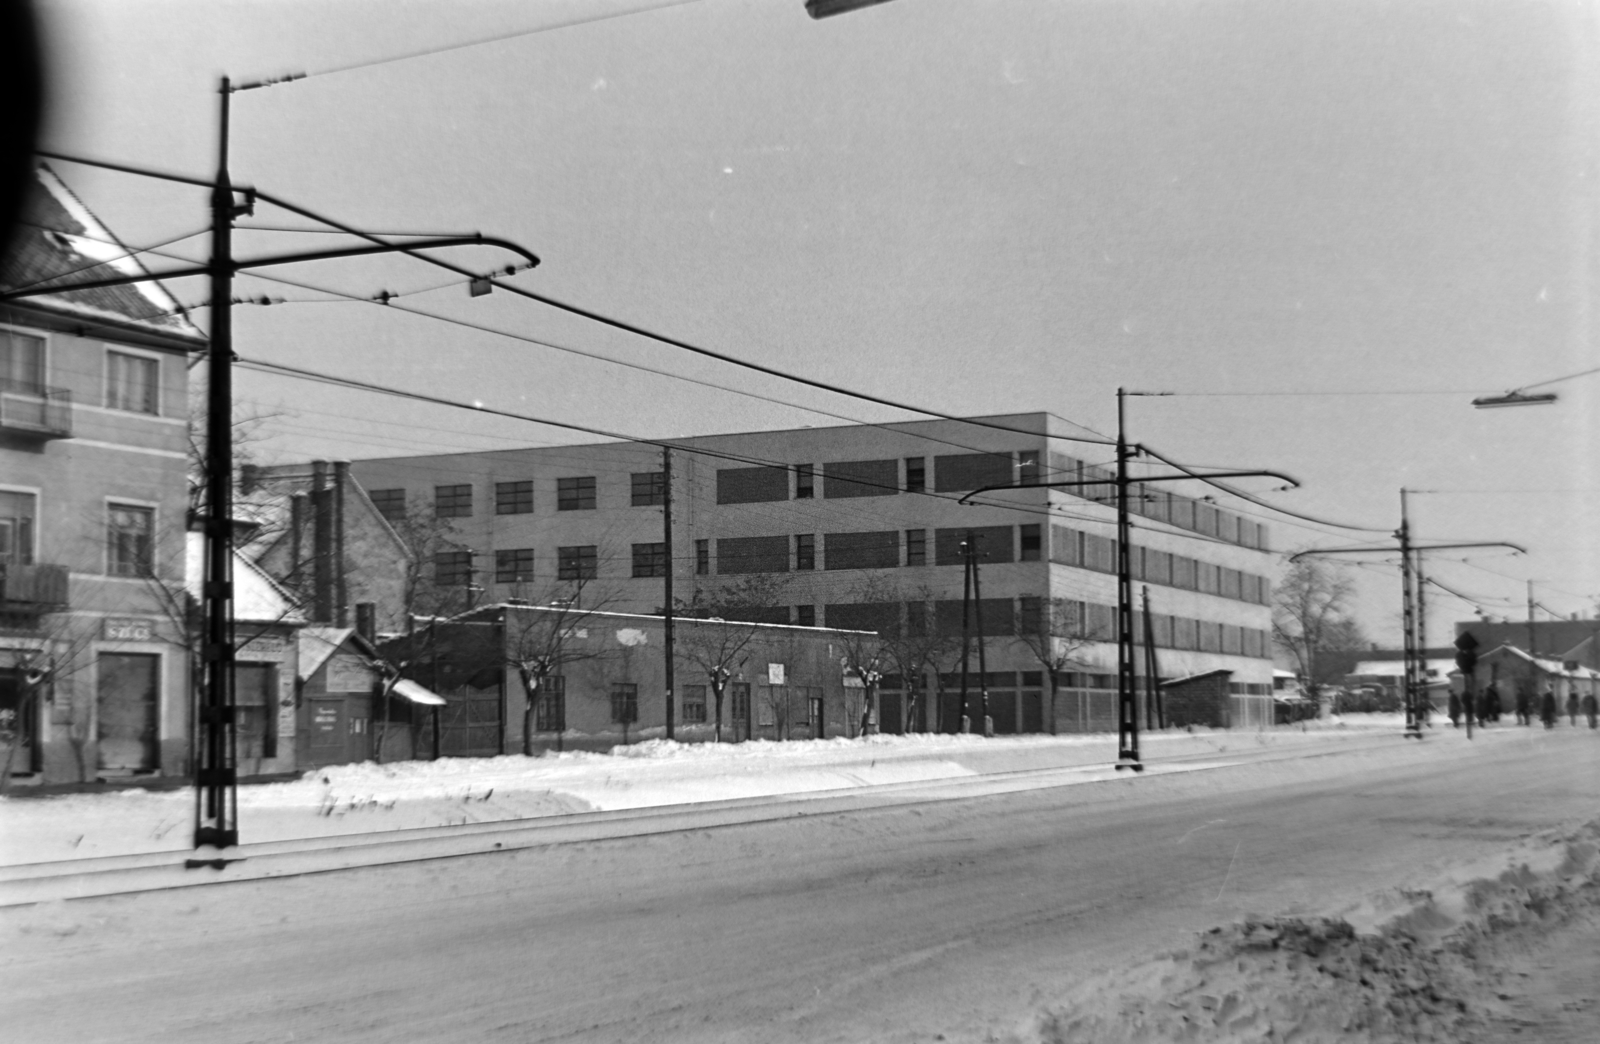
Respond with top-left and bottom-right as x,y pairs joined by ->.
308,698 -> 347,767
97,653 -> 158,772
0,668 -> 41,774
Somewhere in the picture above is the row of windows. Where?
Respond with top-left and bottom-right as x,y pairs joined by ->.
433,543 -> 668,585
1049,525 -> 1272,605
704,526 -> 1043,576
1049,452 -> 1269,551
528,680 -> 830,730
1,492 -> 160,577
373,472 -> 666,522
1,328 -> 161,414
715,451 -> 1038,505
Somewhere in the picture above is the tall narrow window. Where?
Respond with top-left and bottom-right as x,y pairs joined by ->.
695,539 -> 709,576
235,663 -> 278,759
536,676 -> 566,732
106,351 -> 158,414
558,545 -> 597,580
107,504 -> 154,577
495,548 -> 534,584
495,481 -> 533,515
1019,524 -> 1041,561
904,457 -> 926,493
731,682 -> 751,722
0,491 -> 36,566
795,463 -> 814,499
0,328 -> 44,393
434,484 -> 472,518
682,684 -> 708,723
1018,449 -> 1041,485
795,604 -> 816,627
905,528 -> 927,567
610,683 -> 639,724
795,533 -> 815,571
631,471 -> 665,506
558,476 -> 596,511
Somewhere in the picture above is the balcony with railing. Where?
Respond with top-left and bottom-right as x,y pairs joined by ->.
0,380 -> 72,440
0,563 -> 70,614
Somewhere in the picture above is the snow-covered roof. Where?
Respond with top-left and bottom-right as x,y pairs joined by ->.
186,532 -> 305,625
297,626 -> 356,681
459,602 -> 876,636
1347,658 -> 1457,680
1,164 -> 206,346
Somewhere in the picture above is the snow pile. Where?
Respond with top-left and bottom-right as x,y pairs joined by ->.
1021,818 -> 1600,1044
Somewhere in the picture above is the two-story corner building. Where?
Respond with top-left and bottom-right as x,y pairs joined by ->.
335,412 -> 1276,737
1,165 -> 205,784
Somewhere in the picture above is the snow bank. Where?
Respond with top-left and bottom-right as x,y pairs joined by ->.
1019,818 -> 1600,1043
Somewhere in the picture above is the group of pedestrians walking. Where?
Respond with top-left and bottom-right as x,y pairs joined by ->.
1448,683 -> 1599,730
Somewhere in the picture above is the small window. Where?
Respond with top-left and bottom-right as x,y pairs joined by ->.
0,490 -> 36,566
905,528 -> 926,567
235,663 -> 278,760
795,463 -> 814,499
1018,449 -> 1041,486
795,534 -> 815,571
495,481 -> 533,515
369,488 -> 406,522
682,684 -> 708,723
107,503 -> 154,577
1019,596 -> 1043,636
558,545 -> 597,580
106,351 -> 158,414
495,548 -> 534,584
631,471 -> 665,506
731,682 -> 751,721
695,539 -> 709,576
795,604 -> 816,628
610,683 -> 639,724
434,484 -> 472,518
1019,524 -> 1041,562
558,476 -> 596,511
905,457 -> 926,493
434,551 -> 472,586
536,676 -> 566,732
632,542 -> 668,578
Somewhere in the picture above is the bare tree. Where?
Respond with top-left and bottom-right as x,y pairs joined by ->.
677,574 -> 790,742
862,581 -> 960,734
1273,556 -> 1367,697
1012,597 -> 1108,735
0,611 -> 98,789
833,574 -> 902,738
500,580 -> 618,754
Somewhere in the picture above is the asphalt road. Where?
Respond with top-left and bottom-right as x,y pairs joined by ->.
3,726 -> 1596,1044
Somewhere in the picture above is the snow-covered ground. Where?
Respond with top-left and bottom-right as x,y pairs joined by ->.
1,716 -> 1401,865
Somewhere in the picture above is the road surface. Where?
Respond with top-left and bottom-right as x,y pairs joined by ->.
2,726 -> 1595,1043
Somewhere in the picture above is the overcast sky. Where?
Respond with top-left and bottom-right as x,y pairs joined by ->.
33,0 -> 1600,640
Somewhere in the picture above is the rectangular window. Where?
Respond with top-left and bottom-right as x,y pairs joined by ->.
716,466 -> 789,504
632,542 -> 668,578
106,351 -> 158,414
933,526 -> 1014,566
795,604 -> 816,627
0,328 -> 44,393
1019,596 -> 1043,636
682,684 -> 708,723
905,457 -> 926,493
695,539 -> 709,576
905,528 -> 926,567
1019,524 -> 1041,561
1018,449 -> 1041,485
434,551 -> 472,586
631,471 -> 665,506
558,545 -> 597,580
795,463 -> 814,499
610,683 -> 639,724
369,488 -> 406,522
495,480 -> 533,515
0,490 -> 36,566
731,682 -> 751,722
822,459 -> 897,499
823,531 -> 900,571
495,548 -> 534,584
536,676 -> 566,732
795,533 -> 815,571
557,476 -> 596,511
107,503 -> 154,577
933,452 -> 1014,492
235,663 -> 278,759
434,484 -> 472,518
717,535 -> 790,575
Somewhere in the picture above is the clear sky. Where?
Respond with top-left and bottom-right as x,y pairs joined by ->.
32,0 -> 1600,642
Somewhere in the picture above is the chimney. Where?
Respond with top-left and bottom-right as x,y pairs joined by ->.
289,491 -> 308,591
333,461 -> 351,628
311,460 -> 333,623
355,602 -> 376,643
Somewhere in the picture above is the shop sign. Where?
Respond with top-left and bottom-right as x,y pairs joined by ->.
102,617 -> 155,642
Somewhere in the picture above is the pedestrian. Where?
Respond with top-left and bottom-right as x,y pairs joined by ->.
1566,690 -> 1580,726
1448,691 -> 1461,727
1584,692 -> 1598,729
1540,688 -> 1558,729
1514,687 -> 1530,726
1485,685 -> 1503,724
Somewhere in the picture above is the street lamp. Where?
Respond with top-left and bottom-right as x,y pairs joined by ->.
1472,391 -> 1557,408
805,0 -> 898,17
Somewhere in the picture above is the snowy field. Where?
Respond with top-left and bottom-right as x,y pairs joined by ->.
1,716 -> 1403,865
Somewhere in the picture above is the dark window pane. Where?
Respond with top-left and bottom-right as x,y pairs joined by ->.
495,481 -> 533,515
557,476 -> 596,511
795,534 -> 815,571
717,535 -> 790,574
435,551 -> 472,586
369,488 -> 406,522
933,452 -> 1014,492
823,531 -> 900,570
632,542 -> 668,578
933,526 -> 1014,566
904,457 -> 926,493
695,539 -> 709,576
631,472 -> 665,507
495,548 -> 534,584
1019,524 -> 1041,561
434,484 -> 472,518
558,545 -> 597,580
822,459 -> 897,499
795,463 -> 814,499
716,466 -> 789,504
825,602 -> 900,635
107,504 -> 154,577
905,529 -> 926,567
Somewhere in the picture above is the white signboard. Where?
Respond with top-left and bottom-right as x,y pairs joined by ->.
767,663 -> 785,685
102,617 -> 155,642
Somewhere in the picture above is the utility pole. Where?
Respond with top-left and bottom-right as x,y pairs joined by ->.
662,445 -> 675,741
1114,388 -> 1139,769
1142,585 -> 1163,730
971,534 -> 991,736
958,533 -> 973,733
1527,580 -> 1537,662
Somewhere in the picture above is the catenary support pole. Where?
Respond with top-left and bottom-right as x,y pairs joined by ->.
971,534 -> 990,735
1398,489 -> 1422,739
1115,388 -> 1142,770
662,446 -> 675,741
958,533 -> 973,733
